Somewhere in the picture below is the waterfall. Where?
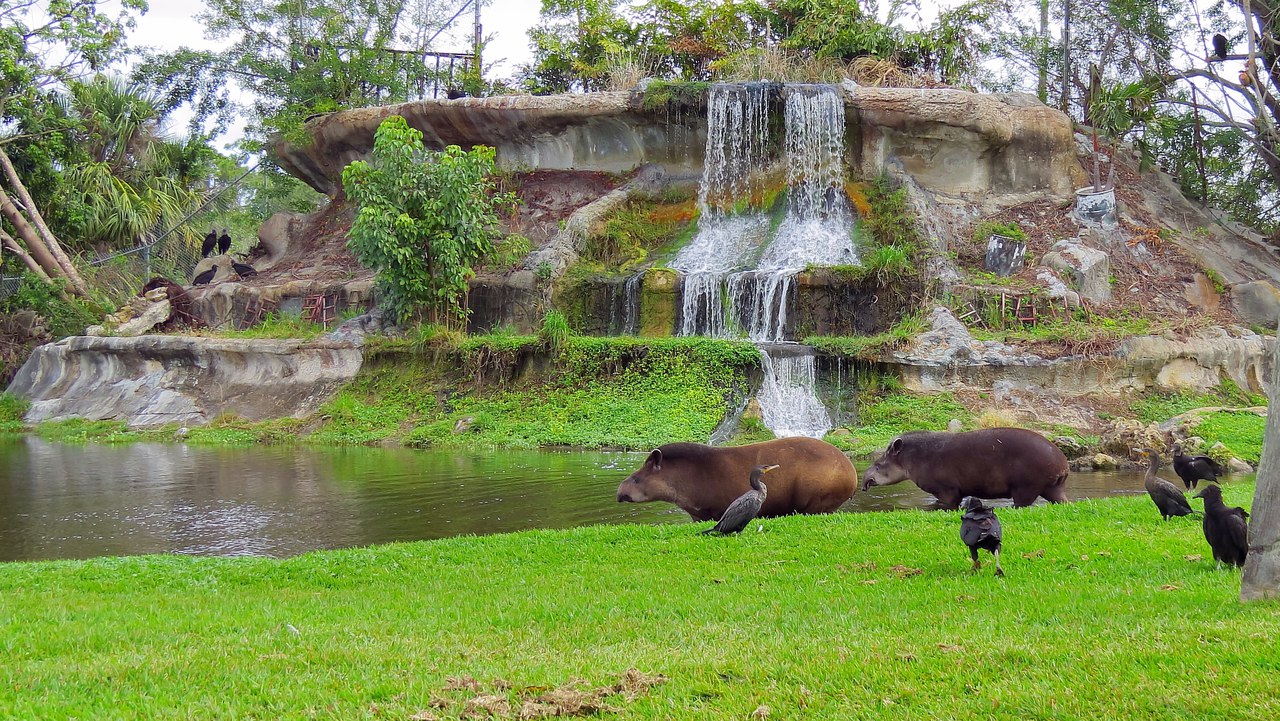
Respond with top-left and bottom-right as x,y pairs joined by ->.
614,272 -> 645,338
671,84 -> 773,338
673,83 -> 855,440
756,347 -> 833,439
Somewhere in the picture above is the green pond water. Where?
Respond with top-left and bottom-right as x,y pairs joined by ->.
0,437 -> 1236,562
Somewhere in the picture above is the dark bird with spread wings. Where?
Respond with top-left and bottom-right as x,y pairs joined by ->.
1195,484 -> 1249,569
703,464 -> 778,535
959,496 -> 1004,576
1172,444 -> 1224,490
1139,448 -> 1196,520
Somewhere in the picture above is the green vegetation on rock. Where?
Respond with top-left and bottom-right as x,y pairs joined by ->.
1193,411 -> 1266,464
827,391 -> 971,457
3,484 -> 1275,719
640,80 -> 712,110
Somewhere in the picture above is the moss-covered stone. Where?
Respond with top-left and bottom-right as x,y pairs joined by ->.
641,268 -> 678,337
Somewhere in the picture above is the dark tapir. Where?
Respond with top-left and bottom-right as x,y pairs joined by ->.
616,438 -> 858,521
862,428 -> 1069,509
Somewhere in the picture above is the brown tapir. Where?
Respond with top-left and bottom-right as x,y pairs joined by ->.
862,428 -> 1069,509
616,438 -> 858,521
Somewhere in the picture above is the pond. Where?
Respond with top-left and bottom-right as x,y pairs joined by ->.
0,437 -> 1242,562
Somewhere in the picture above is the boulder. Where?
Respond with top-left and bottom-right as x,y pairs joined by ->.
1052,435 -> 1089,458
1230,279 -> 1280,330
1229,457 -> 1253,474
6,335 -> 363,427
1100,418 -> 1166,456
1041,240 -> 1111,303
256,212 -> 308,272
1090,453 -> 1118,470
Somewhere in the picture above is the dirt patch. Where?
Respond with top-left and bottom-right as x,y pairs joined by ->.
417,669 -> 667,720
501,170 -> 627,248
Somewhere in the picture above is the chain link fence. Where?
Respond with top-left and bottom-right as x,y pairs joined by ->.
1,161 -> 260,304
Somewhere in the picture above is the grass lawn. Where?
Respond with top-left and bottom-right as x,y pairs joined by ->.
2,483 -> 1277,720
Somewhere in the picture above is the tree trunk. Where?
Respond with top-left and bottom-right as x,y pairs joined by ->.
1038,0 -> 1049,103
0,147 -> 89,295
0,229 -> 53,282
0,186 -> 64,281
1242,335 -> 1280,600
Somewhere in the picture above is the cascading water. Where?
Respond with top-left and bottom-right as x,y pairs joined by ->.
671,83 -> 773,337
756,348 -> 833,439
675,83 -> 855,439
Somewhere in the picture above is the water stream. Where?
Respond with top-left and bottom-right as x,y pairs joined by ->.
674,83 -> 856,438
0,438 -> 1200,561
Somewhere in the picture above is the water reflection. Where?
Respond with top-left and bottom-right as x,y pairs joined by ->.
0,438 -> 1251,562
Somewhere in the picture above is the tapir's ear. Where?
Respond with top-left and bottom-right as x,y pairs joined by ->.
889,438 -> 902,454
648,448 -> 663,470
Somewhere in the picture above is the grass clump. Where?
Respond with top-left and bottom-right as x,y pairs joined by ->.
972,220 -> 1027,244
2,485 -> 1275,719
211,312 -> 328,340
0,393 -> 28,423
580,193 -> 698,271
537,310 -> 572,354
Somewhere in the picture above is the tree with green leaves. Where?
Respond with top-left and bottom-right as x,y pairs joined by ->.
137,0 -> 482,150
0,0 -> 147,294
342,115 -> 514,324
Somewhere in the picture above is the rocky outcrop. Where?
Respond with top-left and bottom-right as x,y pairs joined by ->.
1041,240 -> 1112,303
848,89 -> 1078,201
188,279 -> 375,331
892,308 -> 1272,399
275,87 -> 1078,205
276,93 -> 706,196
7,336 -> 363,427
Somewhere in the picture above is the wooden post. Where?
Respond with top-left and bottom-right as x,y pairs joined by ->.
1242,331 -> 1280,600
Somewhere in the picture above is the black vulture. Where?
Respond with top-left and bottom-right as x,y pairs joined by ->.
192,267 -> 216,286
1140,448 -> 1196,520
201,230 -> 217,258
1212,33 -> 1229,60
703,464 -> 778,535
217,229 -> 232,255
231,262 -> 257,279
1172,444 -> 1224,490
1194,484 -> 1249,568
959,496 -> 1003,576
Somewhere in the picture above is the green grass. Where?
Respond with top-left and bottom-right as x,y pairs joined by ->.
12,336 -> 759,452
826,391 -> 972,457
2,484 -> 1276,719
1194,411 -> 1267,464
804,313 -> 928,360
210,312 -> 328,340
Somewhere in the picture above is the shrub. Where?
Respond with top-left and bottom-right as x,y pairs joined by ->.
538,311 -> 572,354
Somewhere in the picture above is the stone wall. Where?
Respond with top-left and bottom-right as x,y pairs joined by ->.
8,336 -> 363,427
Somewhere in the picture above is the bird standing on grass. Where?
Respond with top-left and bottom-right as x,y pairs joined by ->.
959,496 -> 1003,576
703,464 -> 778,535
1172,444 -> 1224,490
1139,448 -> 1196,521
1195,484 -> 1249,569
